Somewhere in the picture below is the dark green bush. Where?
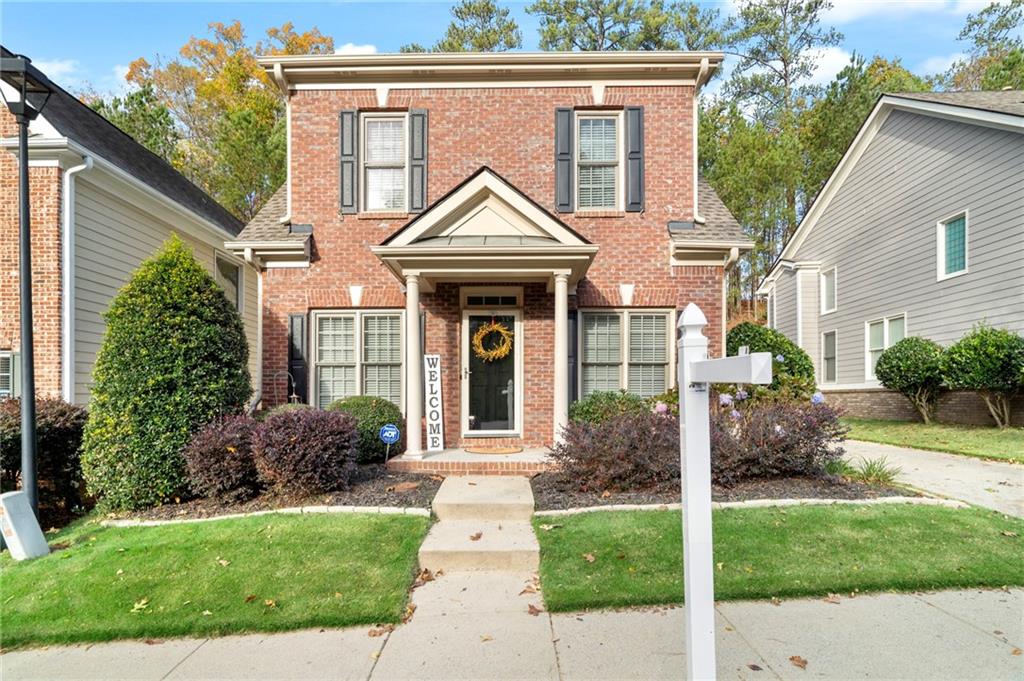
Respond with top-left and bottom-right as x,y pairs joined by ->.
0,398 -> 88,526
183,415 -> 261,502
80,236 -> 252,510
328,396 -> 404,463
942,325 -> 1024,428
875,337 -> 946,424
253,408 -> 358,494
726,322 -> 815,398
569,390 -> 649,425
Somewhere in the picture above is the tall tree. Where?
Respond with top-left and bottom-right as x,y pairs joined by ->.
948,0 -> 1023,90
527,0 -> 720,51
127,21 -> 333,221
87,85 -> 179,163
981,46 -> 1024,89
401,0 -> 522,52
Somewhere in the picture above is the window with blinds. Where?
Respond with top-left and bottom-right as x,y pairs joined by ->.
0,353 -> 12,398
581,311 -> 671,399
822,331 -> 837,383
364,116 -> 406,211
577,116 -> 619,209
940,214 -> 967,278
315,312 -> 403,408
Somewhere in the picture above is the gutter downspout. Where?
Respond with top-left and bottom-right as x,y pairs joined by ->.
693,57 -> 710,225
61,155 -> 93,404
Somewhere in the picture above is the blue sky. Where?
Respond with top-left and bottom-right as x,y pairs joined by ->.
0,1 -> 1005,96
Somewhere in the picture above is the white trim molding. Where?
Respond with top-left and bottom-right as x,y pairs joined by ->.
936,209 -> 970,281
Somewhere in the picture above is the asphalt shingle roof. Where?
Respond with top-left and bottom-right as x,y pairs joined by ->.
889,89 -> 1024,117
232,185 -> 304,242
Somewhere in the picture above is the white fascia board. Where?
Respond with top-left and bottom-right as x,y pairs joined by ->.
671,239 -> 755,250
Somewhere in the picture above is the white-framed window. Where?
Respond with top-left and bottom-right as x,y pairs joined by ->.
215,255 -> 243,312
313,310 -> 403,408
821,267 -> 837,314
0,352 -> 13,399
821,330 -> 837,383
865,315 -> 906,380
580,309 -> 674,399
576,112 -> 623,210
937,211 -> 968,280
362,113 -> 408,212
766,291 -> 775,328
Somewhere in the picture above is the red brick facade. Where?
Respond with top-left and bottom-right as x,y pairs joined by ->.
0,110 -> 63,398
263,84 -> 725,447
824,388 -> 1024,427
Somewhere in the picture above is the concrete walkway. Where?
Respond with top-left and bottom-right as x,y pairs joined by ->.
3,585 -> 1021,680
845,440 -> 1024,517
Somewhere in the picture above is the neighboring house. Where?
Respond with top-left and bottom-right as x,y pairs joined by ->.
758,90 -> 1024,425
0,47 -> 260,405
227,51 -> 750,457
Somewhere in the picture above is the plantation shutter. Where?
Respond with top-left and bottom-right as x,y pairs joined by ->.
624,106 -> 644,212
11,352 -> 21,398
362,314 -> 402,405
287,314 -> 308,403
339,110 -> 359,214
408,109 -> 428,213
581,313 -> 621,396
554,107 -> 574,213
627,314 -> 667,398
567,310 -> 579,404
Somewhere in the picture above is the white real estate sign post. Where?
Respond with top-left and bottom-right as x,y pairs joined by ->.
423,354 -> 445,452
677,303 -> 772,681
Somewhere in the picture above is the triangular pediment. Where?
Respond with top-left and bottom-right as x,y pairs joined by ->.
382,167 -> 590,248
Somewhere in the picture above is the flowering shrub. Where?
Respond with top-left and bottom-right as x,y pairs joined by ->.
710,390 -> 847,486
549,411 -> 680,492
252,408 -> 358,494
183,415 -> 261,502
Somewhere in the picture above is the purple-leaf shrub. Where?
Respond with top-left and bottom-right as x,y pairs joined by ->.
183,415 -> 261,502
253,408 -> 358,494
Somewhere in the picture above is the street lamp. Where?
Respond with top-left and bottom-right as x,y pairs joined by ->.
1,54 -> 55,518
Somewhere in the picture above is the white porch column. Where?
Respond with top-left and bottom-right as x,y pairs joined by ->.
405,274 -> 423,458
553,272 -> 569,443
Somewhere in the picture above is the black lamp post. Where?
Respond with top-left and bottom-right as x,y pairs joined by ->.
1,54 -> 54,518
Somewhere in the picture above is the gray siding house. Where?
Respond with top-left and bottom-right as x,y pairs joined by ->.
759,91 -> 1024,424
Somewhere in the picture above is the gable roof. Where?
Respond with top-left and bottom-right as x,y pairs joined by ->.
692,177 -> 748,244
758,90 -> 1024,293
1,46 -> 243,236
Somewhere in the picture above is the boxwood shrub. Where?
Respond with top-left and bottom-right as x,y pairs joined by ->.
80,236 -> 252,510
726,322 -> 816,397
875,337 -> 945,424
568,390 -> 649,425
183,415 -> 261,502
253,408 -> 358,494
328,395 -> 405,462
942,325 -> 1024,428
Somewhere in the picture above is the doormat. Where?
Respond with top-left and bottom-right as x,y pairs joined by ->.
462,446 -> 524,455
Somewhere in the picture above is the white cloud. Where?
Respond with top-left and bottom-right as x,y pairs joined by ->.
32,58 -> 81,83
823,0 -> 999,24
915,52 -> 967,75
334,43 -> 378,55
806,46 -> 855,86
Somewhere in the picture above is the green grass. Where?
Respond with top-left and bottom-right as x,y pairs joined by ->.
534,505 -> 1024,613
844,418 -> 1024,462
1,513 -> 430,649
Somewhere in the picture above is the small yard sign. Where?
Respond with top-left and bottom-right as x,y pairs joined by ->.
423,354 -> 445,452
677,304 -> 772,681
379,423 -> 401,445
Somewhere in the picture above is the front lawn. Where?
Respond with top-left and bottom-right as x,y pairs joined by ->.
844,418 -> 1024,462
534,505 -> 1024,612
1,512 -> 430,649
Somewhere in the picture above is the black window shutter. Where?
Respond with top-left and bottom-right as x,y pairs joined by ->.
555,107 -> 574,213
409,109 -> 428,213
567,310 -> 578,404
287,314 -> 308,403
625,106 -> 644,212
339,110 -> 358,214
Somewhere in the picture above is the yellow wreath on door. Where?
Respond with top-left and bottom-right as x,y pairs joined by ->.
472,321 -> 514,362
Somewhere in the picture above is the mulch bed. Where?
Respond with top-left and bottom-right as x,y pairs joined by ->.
116,465 -> 443,522
531,473 -> 916,512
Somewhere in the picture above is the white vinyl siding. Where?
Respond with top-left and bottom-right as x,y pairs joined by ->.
314,311 -> 403,409
0,352 -> 12,398
866,315 -> 906,380
821,267 -> 837,314
822,331 -> 837,383
363,115 -> 407,212
576,114 -> 621,210
580,310 -> 672,399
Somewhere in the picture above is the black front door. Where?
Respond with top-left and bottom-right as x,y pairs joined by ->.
467,314 -> 515,432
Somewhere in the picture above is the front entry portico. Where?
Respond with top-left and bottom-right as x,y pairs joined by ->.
372,167 -> 597,458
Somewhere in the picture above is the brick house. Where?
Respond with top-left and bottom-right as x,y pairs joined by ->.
1,47 -> 260,405
227,51 -> 749,459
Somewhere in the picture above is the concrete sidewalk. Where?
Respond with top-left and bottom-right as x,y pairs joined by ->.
845,440 -> 1024,517
4,584 -> 1021,680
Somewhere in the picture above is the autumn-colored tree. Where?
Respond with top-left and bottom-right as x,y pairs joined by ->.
947,0 -> 1023,90
127,21 -> 333,221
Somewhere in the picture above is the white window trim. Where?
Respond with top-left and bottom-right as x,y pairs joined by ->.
821,329 -> 838,384
361,112 -> 409,213
215,252 -> 245,314
0,350 -> 12,399
574,110 -> 625,212
863,313 -> 908,382
820,266 -> 837,315
577,308 -> 676,399
460,307 -> 525,438
936,209 -> 969,281
310,309 -> 405,410
460,286 -> 523,309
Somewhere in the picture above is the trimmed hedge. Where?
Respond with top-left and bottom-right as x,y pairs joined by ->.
875,337 -> 945,424
942,326 -> 1024,428
328,396 -> 405,462
726,322 -> 815,397
568,390 -> 649,425
183,415 -> 261,502
252,408 -> 358,494
80,236 -> 252,510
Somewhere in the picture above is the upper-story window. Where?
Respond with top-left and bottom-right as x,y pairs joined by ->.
576,113 -> 622,210
363,114 -> 408,212
821,267 -> 837,314
938,212 -> 968,280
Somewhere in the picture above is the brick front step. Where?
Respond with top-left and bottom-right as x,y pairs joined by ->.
387,458 -> 554,476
